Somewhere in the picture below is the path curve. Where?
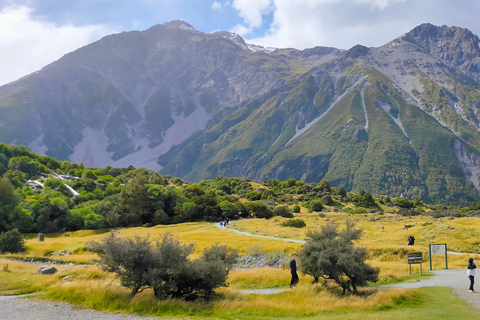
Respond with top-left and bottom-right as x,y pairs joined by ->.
390,269 -> 480,310
220,223 -> 480,309
218,223 -> 476,256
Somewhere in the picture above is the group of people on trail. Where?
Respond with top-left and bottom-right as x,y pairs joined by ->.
219,218 -> 229,228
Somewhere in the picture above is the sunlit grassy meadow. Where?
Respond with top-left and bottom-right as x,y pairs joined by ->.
2,212 -> 480,319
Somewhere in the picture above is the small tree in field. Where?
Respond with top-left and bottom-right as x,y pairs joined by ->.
299,221 -> 379,295
86,233 -> 237,300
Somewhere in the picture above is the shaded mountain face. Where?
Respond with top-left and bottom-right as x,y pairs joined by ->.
2,22 -> 480,204
0,20 -> 342,170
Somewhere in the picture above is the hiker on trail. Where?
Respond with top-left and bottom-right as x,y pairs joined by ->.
290,254 -> 299,288
407,235 -> 415,246
220,221 -> 224,228
226,218 -> 229,225
468,258 -> 476,292
117,232 -> 121,239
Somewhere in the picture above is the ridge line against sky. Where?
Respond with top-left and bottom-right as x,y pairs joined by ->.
1,0 -> 480,86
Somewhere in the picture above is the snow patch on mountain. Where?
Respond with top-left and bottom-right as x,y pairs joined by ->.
68,103 -> 210,171
29,134 -> 48,155
360,86 -> 369,130
286,76 -> 367,146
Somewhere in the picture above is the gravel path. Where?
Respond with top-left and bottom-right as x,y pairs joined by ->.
390,269 -> 480,310
0,295 -> 169,320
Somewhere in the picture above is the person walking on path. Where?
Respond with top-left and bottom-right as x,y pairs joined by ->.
468,258 -> 476,292
290,254 -> 299,288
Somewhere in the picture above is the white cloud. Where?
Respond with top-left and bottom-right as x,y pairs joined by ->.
212,1 -> 222,10
355,0 -> 406,10
230,24 -> 252,36
241,0 -> 418,49
0,6 -> 113,86
232,0 -> 273,28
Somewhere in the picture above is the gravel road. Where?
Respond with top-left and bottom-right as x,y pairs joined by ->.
0,295 -> 166,320
390,269 -> 480,310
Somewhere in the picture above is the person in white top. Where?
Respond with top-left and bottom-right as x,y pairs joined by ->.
467,258 -> 476,292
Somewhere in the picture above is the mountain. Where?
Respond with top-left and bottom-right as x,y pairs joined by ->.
2,21 -> 480,204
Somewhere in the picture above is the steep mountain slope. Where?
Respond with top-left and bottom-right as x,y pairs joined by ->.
158,24 -> 480,205
0,20 -> 341,170
3,21 -> 480,204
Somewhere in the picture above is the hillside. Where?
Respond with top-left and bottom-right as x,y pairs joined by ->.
2,22 -> 480,204
0,143 -> 479,235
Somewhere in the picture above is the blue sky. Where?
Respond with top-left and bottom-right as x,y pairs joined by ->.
1,0 -> 480,85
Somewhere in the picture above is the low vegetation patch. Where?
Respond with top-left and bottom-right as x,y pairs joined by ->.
281,218 -> 306,228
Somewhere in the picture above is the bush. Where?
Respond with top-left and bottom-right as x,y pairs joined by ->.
299,221 -> 379,295
310,200 -> 324,212
245,201 -> 273,219
0,229 -> 25,253
292,205 -> 301,213
86,233 -> 237,300
273,206 -> 293,218
281,218 -> 306,228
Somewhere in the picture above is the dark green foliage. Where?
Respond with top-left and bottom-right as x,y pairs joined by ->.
350,190 -> 377,208
310,200 -> 324,212
292,205 -> 301,213
246,190 -> 263,201
281,218 -> 306,228
273,205 -> 294,218
393,197 -> 414,208
87,234 -> 237,300
0,229 -> 25,253
299,221 -> 379,295
245,201 -> 273,219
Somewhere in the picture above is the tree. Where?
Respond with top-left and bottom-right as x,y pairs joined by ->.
86,233 -> 237,300
0,229 -> 25,253
219,201 -> 238,219
273,206 -> 294,218
299,221 -> 379,295
0,177 -> 21,232
310,200 -> 324,212
245,201 -> 273,219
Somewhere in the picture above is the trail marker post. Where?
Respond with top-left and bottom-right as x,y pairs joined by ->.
407,251 -> 423,275
429,243 -> 448,270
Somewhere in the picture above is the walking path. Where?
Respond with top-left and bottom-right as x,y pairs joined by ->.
219,223 -> 480,309
0,295 -> 156,320
390,269 -> 480,310
217,223 -> 477,257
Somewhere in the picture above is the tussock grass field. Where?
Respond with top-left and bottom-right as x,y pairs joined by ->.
2,213 -> 480,319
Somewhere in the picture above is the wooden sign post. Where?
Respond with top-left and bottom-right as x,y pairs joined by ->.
408,251 -> 423,275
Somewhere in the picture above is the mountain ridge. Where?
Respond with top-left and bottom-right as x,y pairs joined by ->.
2,21 -> 480,204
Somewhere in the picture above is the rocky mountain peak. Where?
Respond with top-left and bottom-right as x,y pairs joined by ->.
401,23 -> 480,74
163,20 -> 196,30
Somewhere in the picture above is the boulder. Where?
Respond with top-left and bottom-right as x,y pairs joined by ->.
368,217 -> 376,222
37,266 -> 57,275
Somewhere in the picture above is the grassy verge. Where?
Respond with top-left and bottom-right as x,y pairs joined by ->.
1,259 -> 479,319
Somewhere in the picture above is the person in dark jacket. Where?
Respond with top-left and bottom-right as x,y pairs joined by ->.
290,254 -> 299,288
468,258 -> 476,292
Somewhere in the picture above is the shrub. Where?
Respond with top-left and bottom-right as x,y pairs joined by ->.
246,191 -> 262,201
273,206 -> 294,218
86,233 -> 237,300
299,221 -> 379,295
281,218 -> 306,228
292,205 -> 301,213
245,202 -> 273,219
310,200 -> 324,212
0,229 -> 25,253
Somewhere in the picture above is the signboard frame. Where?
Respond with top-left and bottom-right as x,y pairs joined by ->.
407,251 -> 423,275
429,243 -> 448,270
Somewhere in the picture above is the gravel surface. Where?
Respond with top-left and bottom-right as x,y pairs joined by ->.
0,295 -> 174,320
390,269 -> 480,310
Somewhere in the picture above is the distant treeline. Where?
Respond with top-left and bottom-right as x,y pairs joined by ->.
0,143 -> 479,234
